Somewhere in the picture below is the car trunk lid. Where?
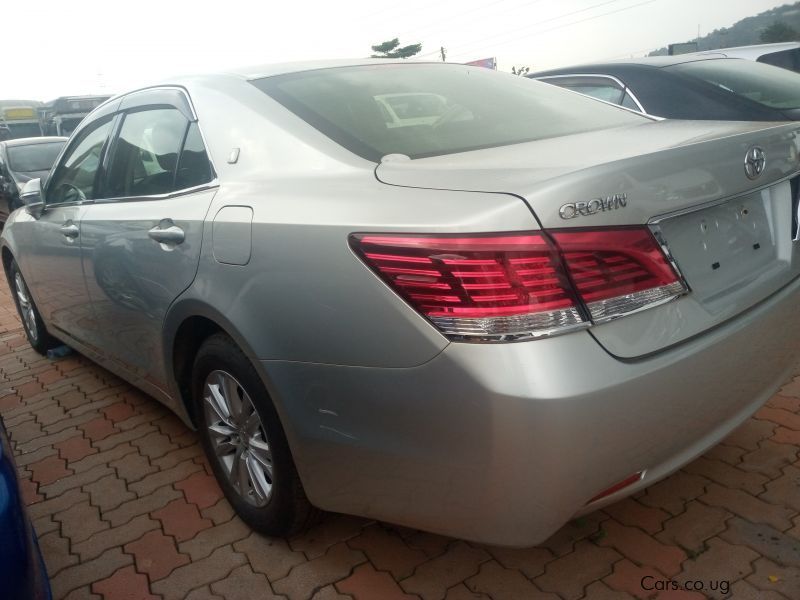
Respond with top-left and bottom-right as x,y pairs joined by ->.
376,119 -> 800,358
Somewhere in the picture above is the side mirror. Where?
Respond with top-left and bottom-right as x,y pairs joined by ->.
20,178 -> 44,210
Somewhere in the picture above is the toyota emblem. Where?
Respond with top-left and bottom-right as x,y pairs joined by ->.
744,146 -> 766,180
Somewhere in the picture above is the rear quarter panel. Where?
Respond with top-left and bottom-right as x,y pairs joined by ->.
176,175 -> 537,368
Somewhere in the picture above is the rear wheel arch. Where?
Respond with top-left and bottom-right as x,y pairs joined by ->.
171,314 -> 223,426
165,302 -> 283,428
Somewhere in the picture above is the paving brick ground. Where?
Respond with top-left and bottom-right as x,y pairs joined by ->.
1,284 -> 799,600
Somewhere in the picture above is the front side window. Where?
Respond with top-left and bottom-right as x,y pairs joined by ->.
668,58 -> 800,110
252,64 -> 643,161
47,118 -> 112,205
105,108 -> 188,198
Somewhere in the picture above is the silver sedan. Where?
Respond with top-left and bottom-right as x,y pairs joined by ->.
3,60 -> 800,546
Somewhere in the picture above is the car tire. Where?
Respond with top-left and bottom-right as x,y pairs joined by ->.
192,333 -> 320,536
8,259 -> 59,355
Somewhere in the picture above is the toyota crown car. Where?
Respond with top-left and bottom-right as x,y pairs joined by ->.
531,56 -> 800,121
3,60 -> 800,547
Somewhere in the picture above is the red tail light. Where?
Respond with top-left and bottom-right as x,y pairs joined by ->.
350,228 -> 686,341
552,228 -> 687,323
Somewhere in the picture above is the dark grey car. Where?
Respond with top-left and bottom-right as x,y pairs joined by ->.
531,56 -> 800,121
0,137 -> 66,221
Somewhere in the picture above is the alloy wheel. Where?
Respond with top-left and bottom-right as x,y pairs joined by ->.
202,370 -> 274,506
14,272 -> 38,343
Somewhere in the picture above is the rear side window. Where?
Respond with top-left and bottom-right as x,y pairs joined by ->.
544,76 -> 626,105
106,108 -> 188,198
175,123 -> 213,189
252,64 -> 643,161
621,93 -> 641,111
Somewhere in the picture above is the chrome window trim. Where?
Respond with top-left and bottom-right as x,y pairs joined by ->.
39,199 -> 89,210
536,73 -> 648,115
90,181 -> 220,205
39,180 -> 220,210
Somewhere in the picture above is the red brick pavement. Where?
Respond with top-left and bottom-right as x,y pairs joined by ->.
0,285 -> 798,600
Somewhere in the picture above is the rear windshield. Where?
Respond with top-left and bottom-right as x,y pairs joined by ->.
251,63 -> 644,161
668,58 -> 800,110
7,141 -> 65,172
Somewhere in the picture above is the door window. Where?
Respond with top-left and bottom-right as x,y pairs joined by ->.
106,108 -> 188,198
46,118 -> 113,205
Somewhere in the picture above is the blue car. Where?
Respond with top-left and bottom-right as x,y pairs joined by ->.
0,417 -> 51,599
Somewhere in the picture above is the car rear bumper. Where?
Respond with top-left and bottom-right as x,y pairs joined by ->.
263,276 -> 800,547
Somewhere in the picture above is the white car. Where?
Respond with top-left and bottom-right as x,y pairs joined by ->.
680,42 -> 800,73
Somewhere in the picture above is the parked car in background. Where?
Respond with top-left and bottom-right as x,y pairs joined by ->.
678,42 -> 800,73
0,137 -> 66,222
531,56 -> 800,120
4,61 -> 800,547
0,417 -> 52,599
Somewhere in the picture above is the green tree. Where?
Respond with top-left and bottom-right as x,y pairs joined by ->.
371,38 -> 422,59
511,66 -> 530,76
760,21 -> 798,43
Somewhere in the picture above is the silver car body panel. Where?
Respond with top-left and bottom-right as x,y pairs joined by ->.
263,274 -> 800,545
10,204 -> 95,342
3,61 -> 800,545
80,188 -> 218,387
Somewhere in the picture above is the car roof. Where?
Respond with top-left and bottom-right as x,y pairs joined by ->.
680,42 -> 800,61
1,136 -> 68,148
531,55 -> 746,77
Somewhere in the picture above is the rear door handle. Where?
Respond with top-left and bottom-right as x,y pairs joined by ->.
148,223 -> 185,245
59,223 -> 79,238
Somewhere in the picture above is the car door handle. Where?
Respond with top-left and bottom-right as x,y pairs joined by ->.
59,223 -> 79,238
148,223 -> 185,245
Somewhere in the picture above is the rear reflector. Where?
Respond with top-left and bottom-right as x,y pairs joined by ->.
586,471 -> 645,504
350,228 -> 687,341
